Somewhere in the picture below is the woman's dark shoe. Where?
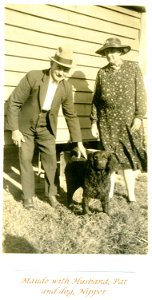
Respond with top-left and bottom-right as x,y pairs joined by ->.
23,198 -> 34,210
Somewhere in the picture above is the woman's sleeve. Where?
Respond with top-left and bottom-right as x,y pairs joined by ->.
90,71 -> 101,123
135,63 -> 147,119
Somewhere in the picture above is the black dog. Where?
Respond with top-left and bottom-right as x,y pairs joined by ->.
65,149 -> 86,209
65,149 -> 117,215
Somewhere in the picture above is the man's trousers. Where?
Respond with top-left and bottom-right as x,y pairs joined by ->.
18,113 -> 57,199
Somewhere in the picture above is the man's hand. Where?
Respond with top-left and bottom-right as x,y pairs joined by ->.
12,130 -> 25,147
91,123 -> 99,139
77,142 -> 87,159
131,118 -> 142,134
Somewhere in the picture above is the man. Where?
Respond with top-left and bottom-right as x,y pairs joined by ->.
6,45 -> 87,209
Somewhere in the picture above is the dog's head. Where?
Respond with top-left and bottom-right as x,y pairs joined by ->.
87,150 -> 117,172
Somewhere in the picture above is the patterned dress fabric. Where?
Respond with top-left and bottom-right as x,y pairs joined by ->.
90,60 -> 147,171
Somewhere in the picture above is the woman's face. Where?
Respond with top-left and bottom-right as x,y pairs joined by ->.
104,48 -> 122,65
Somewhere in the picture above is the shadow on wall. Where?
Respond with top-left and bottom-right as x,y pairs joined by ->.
69,70 -> 92,94
68,70 -> 101,149
68,70 -> 93,142
3,234 -> 39,253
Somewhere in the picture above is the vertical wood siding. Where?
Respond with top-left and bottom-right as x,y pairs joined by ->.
4,4 -> 145,144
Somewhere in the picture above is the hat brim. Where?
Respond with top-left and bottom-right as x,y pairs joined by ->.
96,45 -> 131,56
49,56 -> 75,68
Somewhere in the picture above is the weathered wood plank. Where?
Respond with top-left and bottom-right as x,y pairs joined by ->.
5,55 -> 140,83
52,5 -> 141,26
57,115 -> 91,129
4,56 -> 98,81
6,4 -> 140,29
5,40 -> 139,69
4,87 -> 17,101
106,5 -> 141,17
5,24 -> 139,55
4,69 -> 95,89
5,8 -> 139,44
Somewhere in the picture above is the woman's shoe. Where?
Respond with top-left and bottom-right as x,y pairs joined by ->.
48,196 -> 58,208
23,198 -> 34,210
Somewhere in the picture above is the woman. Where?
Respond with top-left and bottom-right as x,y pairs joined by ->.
90,37 -> 147,205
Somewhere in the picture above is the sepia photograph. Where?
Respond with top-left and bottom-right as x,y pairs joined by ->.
0,1 -> 151,299
2,2 -> 148,254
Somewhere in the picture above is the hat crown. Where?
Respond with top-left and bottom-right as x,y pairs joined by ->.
56,46 -> 73,60
104,38 -> 122,48
50,46 -> 74,68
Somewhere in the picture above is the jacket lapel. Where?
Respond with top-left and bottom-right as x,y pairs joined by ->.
39,69 -> 64,111
39,69 -> 50,108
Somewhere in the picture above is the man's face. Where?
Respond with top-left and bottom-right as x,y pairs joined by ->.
51,62 -> 71,83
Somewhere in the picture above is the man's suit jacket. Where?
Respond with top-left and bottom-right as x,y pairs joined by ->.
6,68 -> 82,142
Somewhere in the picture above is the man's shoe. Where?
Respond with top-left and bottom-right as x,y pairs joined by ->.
23,198 -> 34,210
48,195 -> 58,208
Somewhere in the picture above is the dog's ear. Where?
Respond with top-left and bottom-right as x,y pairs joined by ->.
107,154 -> 118,172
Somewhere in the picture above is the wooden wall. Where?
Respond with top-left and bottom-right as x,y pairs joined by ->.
4,4 -> 146,145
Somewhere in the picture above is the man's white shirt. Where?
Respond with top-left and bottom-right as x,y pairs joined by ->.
42,79 -> 58,111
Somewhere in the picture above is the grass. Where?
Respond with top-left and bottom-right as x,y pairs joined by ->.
2,167 -> 148,254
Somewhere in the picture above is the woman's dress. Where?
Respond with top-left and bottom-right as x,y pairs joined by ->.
90,60 -> 147,171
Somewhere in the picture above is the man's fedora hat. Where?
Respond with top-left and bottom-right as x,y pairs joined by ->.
49,46 -> 74,68
96,38 -> 131,56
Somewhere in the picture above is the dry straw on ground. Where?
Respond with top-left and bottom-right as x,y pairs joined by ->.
2,170 -> 148,254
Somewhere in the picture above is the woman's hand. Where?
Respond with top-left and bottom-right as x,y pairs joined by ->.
131,118 -> 142,134
12,130 -> 25,147
91,123 -> 99,139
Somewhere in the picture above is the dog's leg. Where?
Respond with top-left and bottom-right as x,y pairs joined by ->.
102,195 -> 109,215
82,197 -> 92,215
66,186 -> 74,207
65,163 -> 75,207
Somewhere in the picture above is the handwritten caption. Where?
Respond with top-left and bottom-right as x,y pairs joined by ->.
20,275 -> 129,298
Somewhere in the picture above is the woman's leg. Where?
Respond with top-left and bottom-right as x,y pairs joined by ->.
123,169 -> 136,202
109,171 -> 116,199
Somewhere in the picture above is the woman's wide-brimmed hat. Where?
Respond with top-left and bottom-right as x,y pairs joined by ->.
96,38 -> 131,56
49,46 -> 74,68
